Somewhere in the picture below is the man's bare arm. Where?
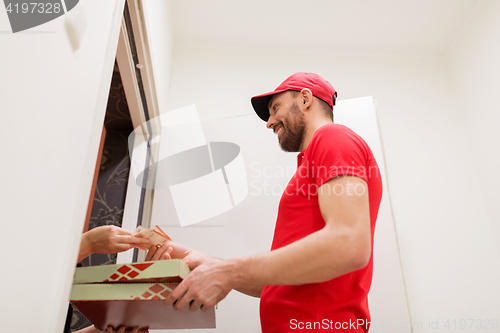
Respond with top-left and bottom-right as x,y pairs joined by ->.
166,176 -> 372,310
148,243 -> 264,297
230,175 -> 371,286
235,284 -> 263,298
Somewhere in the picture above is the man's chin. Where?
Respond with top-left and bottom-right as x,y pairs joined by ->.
279,141 -> 299,153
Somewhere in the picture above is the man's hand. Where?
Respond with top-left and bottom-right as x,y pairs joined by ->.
148,242 -> 232,311
145,243 -> 173,261
79,226 -> 151,261
163,258 -> 235,312
146,242 -> 212,269
104,326 -> 148,333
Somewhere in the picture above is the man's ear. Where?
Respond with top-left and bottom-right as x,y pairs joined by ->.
300,88 -> 313,110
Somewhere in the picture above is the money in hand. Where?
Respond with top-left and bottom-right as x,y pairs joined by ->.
132,225 -> 172,250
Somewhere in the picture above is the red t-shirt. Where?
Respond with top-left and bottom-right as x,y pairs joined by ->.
260,124 -> 383,332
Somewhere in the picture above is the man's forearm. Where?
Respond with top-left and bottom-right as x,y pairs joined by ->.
235,284 -> 263,298
229,223 -> 370,289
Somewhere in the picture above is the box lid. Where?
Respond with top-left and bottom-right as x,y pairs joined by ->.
73,259 -> 190,284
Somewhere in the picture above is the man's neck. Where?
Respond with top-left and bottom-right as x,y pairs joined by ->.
299,118 -> 333,152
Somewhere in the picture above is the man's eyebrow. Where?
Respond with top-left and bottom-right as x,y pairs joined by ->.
268,98 -> 274,110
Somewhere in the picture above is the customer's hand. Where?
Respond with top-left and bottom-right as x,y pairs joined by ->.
79,226 -> 151,261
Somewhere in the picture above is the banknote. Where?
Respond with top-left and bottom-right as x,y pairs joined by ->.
132,225 -> 172,250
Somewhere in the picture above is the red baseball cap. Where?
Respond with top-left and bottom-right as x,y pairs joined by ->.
251,72 -> 337,121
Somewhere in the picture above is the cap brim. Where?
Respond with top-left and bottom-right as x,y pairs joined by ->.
251,88 -> 289,122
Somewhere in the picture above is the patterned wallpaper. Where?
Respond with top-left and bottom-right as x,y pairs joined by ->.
103,62 -> 134,133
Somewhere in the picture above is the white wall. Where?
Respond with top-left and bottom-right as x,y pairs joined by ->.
447,0 -> 500,257
142,0 -> 175,115
158,43 -> 500,332
0,1 -> 125,331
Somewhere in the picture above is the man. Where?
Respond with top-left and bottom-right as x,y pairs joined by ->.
150,72 -> 383,332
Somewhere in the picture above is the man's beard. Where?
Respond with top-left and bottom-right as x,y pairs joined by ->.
275,102 -> 306,152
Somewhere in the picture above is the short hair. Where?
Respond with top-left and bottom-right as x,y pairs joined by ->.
290,90 -> 333,121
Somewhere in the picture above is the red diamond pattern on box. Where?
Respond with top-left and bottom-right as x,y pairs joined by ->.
149,284 -> 165,294
109,263 -> 154,281
142,292 -> 152,299
132,263 -> 154,271
117,265 -> 131,274
106,262 -> 159,282
127,270 -> 139,279
74,260 -> 188,285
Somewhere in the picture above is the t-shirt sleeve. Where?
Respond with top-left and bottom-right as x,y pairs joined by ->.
307,125 -> 370,188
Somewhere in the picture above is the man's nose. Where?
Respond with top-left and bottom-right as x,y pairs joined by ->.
266,115 -> 276,130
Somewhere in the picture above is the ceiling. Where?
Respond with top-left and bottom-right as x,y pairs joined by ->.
170,0 -> 480,58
